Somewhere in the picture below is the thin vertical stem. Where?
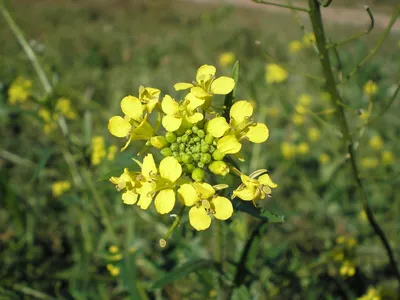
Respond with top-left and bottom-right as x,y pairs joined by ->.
308,0 -> 400,286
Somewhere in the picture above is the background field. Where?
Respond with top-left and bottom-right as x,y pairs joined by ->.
1,0 -> 399,299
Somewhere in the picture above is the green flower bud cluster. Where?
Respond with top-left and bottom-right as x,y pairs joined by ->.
160,125 -> 225,182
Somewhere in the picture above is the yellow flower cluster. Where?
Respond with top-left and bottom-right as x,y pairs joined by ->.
363,80 -> 378,96
288,32 -> 316,54
265,64 -> 288,84
108,65 -> 276,232
218,52 -> 236,67
331,236 -> 357,277
52,181 -> 71,198
91,136 -> 118,165
8,76 -> 32,105
361,135 -> 396,168
358,288 -> 380,300
38,97 -> 78,134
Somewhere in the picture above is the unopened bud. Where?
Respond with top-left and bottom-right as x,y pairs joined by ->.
161,147 -> 173,157
165,132 -> 177,143
159,239 -> 167,248
192,168 -> 205,182
209,161 -> 229,176
150,136 -> 168,149
212,149 -> 224,161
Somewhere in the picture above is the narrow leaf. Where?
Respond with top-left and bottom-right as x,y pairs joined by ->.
223,60 -> 240,119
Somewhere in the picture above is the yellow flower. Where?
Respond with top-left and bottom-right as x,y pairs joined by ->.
289,40 -> 302,53
281,142 -> 296,160
297,142 -> 310,155
55,97 -> 77,120
318,153 -> 330,164
265,106 -> 280,117
8,76 -> 32,105
358,287 -> 380,300
132,154 -> 182,214
340,260 -> 356,277
109,245 -> 119,253
109,168 -> 141,205
206,100 -> 269,155
363,80 -> 378,96
233,170 -> 277,205
107,145 -> 118,161
138,86 -> 161,113
108,95 -> 154,151
174,64 -> 235,109
52,181 -> 71,197
91,136 -> 106,165
106,264 -> 120,277
179,182 -> 233,231
161,94 -> 203,132
218,52 -> 236,67
292,114 -> 305,125
38,108 -> 57,134
308,127 -> 320,142
298,94 -> 312,106
302,32 -> 316,46
361,157 -> 379,169
381,150 -> 395,166
360,110 -> 370,121
265,64 -> 288,84
368,135 -> 383,151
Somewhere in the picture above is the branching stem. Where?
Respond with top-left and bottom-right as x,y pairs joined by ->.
309,0 -> 400,286
252,0 -> 310,13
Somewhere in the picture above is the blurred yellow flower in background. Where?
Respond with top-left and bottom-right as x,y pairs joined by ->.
52,181 -> 71,198
361,157 -> 379,169
106,264 -> 120,277
265,64 -> 288,84
91,136 -> 107,165
8,76 -> 32,105
281,142 -> 296,160
318,153 -> 330,164
298,94 -> 312,107
308,127 -> 320,142
108,245 -> 119,253
302,32 -> 316,46
340,260 -> 356,277
55,97 -> 77,120
218,52 -> 235,67
292,114 -> 304,125
288,40 -> 302,53
297,142 -> 310,155
265,106 -> 280,117
381,150 -> 395,166
358,287 -> 380,300
363,80 -> 378,96
368,135 -> 383,151
107,145 -> 118,161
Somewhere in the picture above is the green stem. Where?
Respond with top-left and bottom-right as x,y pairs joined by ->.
253,0 -> 310,12
309,0 -> 400,286
160,205 -> 185,247
340,4 -> 400,84
0,3 -> 52,94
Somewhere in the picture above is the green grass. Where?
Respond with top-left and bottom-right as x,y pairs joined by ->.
1,0 -> 399,299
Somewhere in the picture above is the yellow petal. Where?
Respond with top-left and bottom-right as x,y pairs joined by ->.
217,135 -> 242,154
162,115 -> 182,132
233,187 -> 257,201
240,174 -> 258,187
121,96 -> 143,121
142,153 -> 157,178
212,196 -> 233,220
137,182 -> 154,209
161,95 -> 179,115
122,190 -> 138,205
189,206 -> 211,231
159,156 -> 182,183
154,189 -> 175,214
186,93 -> 205,111
210,76 -> 235,95
178,184 -> 198,206
196,64 -> 216,83
246,123 -> 269,143
193,182 -> 215,199
174,82 -> 194,91
131,119 -> 155,140
258,174 -> 277,188
186,112 -> 204,124
145,98 -> 158,113
191,86 -> 210,98
108,116 -> 131,137
230,100 -> 253,123
206,117 -> 230,138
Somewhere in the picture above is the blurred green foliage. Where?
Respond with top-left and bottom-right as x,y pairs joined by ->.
0,0 -> 399,299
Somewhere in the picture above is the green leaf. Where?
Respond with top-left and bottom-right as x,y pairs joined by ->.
151,259 -> 216,290
223,60 -> 240,119
232,199 -> 284,223
232,285 -> 251,300
30,148 -> 55,183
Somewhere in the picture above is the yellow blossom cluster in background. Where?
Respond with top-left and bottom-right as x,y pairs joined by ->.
331,236 -> 358,278
52,181 -> 71,198
218,52 -> 236,68
265,64 -> 288,84
55,97 -> 77,119
288,32 -> 315,54
363,80 -> 378,96
8,76 -> 32,105
358,287 -> 380,300
361,135 -> 396,168
91,136 -> 118,165
107,64 -> 277,233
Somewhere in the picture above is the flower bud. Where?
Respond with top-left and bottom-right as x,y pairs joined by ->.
161,147 -> 172,157
192,168 -> 205,182
205,134 -> 214,145
192,125 -> 199,134
165,132 -> 177,143
197,129 -> 205,138
150,136 -> 168,149
208,161 -> 229,176
197,162 -> 205,168
181,134 -> 189,143
182,154 -> 192,164
170,143 -> 179,151
212,149 -> 224,161
201,144 -> 209,153
200,153 -> 211,164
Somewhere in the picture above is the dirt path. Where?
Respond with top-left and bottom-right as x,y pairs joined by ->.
184,0 -> 400,33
